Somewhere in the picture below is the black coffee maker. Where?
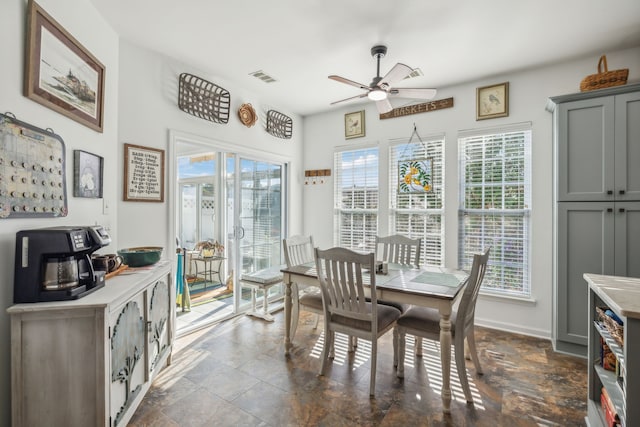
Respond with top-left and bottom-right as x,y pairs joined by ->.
14,225 -> 112,303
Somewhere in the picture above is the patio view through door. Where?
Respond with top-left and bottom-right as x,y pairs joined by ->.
175,146 -> 285,333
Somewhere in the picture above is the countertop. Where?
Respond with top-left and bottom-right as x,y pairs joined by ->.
584,273 -> 640,319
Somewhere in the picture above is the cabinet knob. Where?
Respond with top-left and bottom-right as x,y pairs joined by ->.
607,208 -> 613,213
619,190 -> 626,195
619,208 -> 626,213
607,190 -> 613,195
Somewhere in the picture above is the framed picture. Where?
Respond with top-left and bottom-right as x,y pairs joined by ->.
24,0 -> 105,132
123,143 -> 165,202
476,82 -> 509,120
398,158 -> 433,193
345,110 -> 365,139
73,150 -> 103,198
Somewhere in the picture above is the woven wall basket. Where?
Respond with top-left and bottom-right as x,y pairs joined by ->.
580,55 -> 628,92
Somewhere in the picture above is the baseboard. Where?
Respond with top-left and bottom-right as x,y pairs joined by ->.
475,318 -> 551,341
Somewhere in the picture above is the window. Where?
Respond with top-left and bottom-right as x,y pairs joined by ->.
458,124 -> 531,297
389,136 -> 445,266
334,147 -> 379,252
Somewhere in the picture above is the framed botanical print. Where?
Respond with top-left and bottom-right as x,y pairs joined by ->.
476,82 -> 509,120
24,0 -> 106,132
345,110 -> 365,139
73,150 -> 103,198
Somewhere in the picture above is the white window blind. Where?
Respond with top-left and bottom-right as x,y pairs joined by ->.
458,126 -> 532,297
389,136 -> 444,266
334,147 -> 379,252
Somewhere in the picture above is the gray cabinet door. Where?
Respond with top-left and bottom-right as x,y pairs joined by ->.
556,202 -> 614,352
614,201 -> 640,278
557,96 -> 615,202
615,91 -> 640,201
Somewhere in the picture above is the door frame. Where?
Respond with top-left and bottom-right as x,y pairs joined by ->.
168,130 -> 291,318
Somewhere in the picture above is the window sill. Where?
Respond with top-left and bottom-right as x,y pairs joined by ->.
478,290 -> 537,305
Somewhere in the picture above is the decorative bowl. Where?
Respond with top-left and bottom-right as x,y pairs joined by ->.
117,246 -> 163,267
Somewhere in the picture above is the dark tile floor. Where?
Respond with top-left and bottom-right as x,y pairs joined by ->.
130,311 -> 588,426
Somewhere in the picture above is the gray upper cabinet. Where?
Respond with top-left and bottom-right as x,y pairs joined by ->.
554,87 -> 640,202
549,83 -> 640,357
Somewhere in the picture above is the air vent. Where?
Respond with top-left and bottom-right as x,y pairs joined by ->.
404,68 -> 423,79
249,70 -> 277,83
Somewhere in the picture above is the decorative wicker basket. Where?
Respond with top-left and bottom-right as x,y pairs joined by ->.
596,306 -> 624,347
580,55 -> 628,92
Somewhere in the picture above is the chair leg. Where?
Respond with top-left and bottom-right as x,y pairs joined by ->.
313,313 -> 320,329
415,336 -> 423,357
455,337 -> 473,403
466,332 -> 483,375
370,339 -> 377,397
393,328 -> 399,367
397,330 -> 406,378
320,329 -> 333,376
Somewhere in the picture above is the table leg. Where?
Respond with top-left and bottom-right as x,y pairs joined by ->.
439,312 -> 453,413
284,274 -> 292,356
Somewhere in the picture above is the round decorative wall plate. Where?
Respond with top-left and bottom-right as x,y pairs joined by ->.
238,103 -> 258,127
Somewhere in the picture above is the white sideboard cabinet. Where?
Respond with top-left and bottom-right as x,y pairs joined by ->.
8,261 -> 175,427
584,273 -> 639,427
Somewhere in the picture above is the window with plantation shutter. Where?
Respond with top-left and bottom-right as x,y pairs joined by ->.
389,136 -> 445,266
334,147 -> 379,252
458,124 -> 532,297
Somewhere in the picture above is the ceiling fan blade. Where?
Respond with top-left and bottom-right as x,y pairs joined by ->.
375,98 -> 393,114
328,75 -> 369,91
389,87 -> 438,100
330,92 -> 369,105
378,63 -> 413,88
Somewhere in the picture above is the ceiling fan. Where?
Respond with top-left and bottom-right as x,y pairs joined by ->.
329,45 -> 437,114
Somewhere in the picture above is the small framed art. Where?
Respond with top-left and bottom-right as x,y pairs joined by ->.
476,82 -> 509,120
24,0 -> 105,132
73,150 -> 103,198
345,110 -> 365,139
123,143 -> 165,202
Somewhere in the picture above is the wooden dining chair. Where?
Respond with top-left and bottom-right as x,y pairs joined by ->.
394,247 -> 490,403
314,247 -> 401,397
283,235 -> 323,340
375,234 -> 422,268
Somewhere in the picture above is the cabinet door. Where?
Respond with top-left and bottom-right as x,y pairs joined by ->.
110,293 -> 146,427
615,91 -> 640,201
557,97 -> 615,202
557,202 -> 614,350
615,201 -> 640,278
147,276 -> 171,376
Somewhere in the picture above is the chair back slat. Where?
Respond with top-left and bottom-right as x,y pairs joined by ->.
283,235 -> 314,267
315,247 -> 375,322
375,235 -> 422,268
457,247 -> 491,335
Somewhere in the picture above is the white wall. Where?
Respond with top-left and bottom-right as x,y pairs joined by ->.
0,0 -> 120,425
303,46 -> 640,339
116,40 -> 304,255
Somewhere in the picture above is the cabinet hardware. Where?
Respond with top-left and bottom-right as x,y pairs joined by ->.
607,208 -> 613,213
607,190 -> 613,195
619,189 -> 626,195
619,208 -> 626,213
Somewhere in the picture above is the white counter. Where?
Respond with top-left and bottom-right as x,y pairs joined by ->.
583,273 -> 640,320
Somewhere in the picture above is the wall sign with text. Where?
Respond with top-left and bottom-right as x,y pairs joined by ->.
123,143 -> 165,202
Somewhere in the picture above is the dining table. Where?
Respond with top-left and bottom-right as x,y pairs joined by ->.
281,262 -> 469,413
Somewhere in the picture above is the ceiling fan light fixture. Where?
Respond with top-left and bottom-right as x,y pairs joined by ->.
368,89 -> 387,101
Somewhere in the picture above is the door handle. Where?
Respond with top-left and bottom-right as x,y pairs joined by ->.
238,226 -> 245,239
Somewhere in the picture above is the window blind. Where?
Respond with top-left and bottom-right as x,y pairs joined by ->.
458,127 -> 532,297
334,147 -> 379,252
389,136 -> 445,266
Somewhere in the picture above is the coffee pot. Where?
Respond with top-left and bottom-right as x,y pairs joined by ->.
43,256 -> 80,289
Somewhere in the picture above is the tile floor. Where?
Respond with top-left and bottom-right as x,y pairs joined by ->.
130,310 -> 588,426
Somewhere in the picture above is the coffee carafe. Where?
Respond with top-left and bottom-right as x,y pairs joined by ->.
14,225 -> 111,303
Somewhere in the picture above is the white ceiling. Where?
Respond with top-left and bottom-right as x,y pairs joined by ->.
90,0 -> 640,117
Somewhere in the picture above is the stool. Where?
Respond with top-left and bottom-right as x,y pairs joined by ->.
241,267 -> 284,322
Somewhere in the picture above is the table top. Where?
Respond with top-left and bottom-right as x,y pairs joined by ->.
282,263 -> 468,301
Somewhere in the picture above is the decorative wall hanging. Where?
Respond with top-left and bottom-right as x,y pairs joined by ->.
304,169 -> 331,185
345,110 -> 365,139
24,0 -> 105,132
0,112 -> 68,218
178,73 -> 230,124
476,82 -> 509,120
238,103 -> 258,127
266,110 -> 292,139
397,124 -> 433,194
379,98 -> 454,120
73,150 -> 103,198
123,143 -> 165,202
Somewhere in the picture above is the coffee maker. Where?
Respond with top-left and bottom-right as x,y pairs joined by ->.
14,225 -> 112,303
